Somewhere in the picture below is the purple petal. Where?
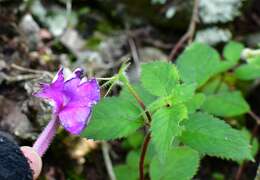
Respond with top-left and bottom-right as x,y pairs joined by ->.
78,79 -> 100,105
58,106 -> 91,134
63,78 -> 100,108
52,67 -> 64,84
33,67 -> 65,112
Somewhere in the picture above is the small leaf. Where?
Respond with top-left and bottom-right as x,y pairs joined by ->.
201,77 -> 229,95
147,83 -> 195,113
114,165 -> 138,180
115,150 -> 144,180
180,112 -> 253,161
170,83 -> 196,105
141,61 -> 179,96
235,57 -> 260,80
201,91 -> 250,117
81,97 -> 143,140
151,104 -> 187,160
185,93 -> 205,114
150,147 -> 200,180
223,41 -> 244,63
125,131 -> 144,149
176,43 -> 221,86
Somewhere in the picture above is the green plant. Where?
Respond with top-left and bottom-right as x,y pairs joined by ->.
81,42 -> 259,180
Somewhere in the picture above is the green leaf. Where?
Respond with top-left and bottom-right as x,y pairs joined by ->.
223,41 -> 244,63
185,93 -> 205,114
81,97 -> 143,140
235,57 -> 260,80
150,147 -> 200,180
147,83 -> 195,113
176,43 -> 221,86
141,61 -> 179,96
241,129 -> 259,158
201,77 -> 229,95
124,131 -> 144,149
170,83 -> 196,105
120,84 -> 156,107
114,165 -> 138,180
151,104 -> 187,160
115,150 -> 143,180
201,91 -> 250,117
180,112 -> 253,161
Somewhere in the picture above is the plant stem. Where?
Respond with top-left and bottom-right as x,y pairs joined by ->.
33,115 -> 60,156
120,74 -> 152,180
124,79 -> 152,123
139,132 -> 151,180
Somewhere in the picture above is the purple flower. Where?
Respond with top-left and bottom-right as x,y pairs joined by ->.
32,67 -> 100,156
34,67 -> 100,134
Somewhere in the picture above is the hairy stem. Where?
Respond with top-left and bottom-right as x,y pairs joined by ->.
33,115 -> 60,156
139,132 -> 151,180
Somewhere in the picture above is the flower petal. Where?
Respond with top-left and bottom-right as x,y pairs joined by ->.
58,106 -> 91,134
78,79 -> 100,106
33,68 -> 65,112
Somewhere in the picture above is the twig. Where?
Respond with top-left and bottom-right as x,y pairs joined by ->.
248,111 -> 260,125
101,141 -> 116,180
11,64 -> 53,78
139,132 -> 151,180
168,0 -> 200,60
0,72 -> 41,82
128,36 -> 140,65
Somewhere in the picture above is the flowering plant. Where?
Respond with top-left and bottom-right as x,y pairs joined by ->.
33,67 -> 100,156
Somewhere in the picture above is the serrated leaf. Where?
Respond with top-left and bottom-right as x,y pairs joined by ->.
235,57 -> 260,80
81,97 -> 143,140
176,43 -> 221,87
151,104 -> 187,160
185,93 -> 205,114
201,91 -> 250,117
147,83 -> 195,113
223,41 -> 244,63
150,147 -> 200,180
180,112 -> 253,161
141,61 -> 179,96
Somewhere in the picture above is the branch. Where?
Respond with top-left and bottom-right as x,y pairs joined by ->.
248,111 -> 260,125
168,0 -> 200,60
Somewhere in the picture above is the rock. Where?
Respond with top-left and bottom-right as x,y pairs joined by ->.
0,96 -> 35,139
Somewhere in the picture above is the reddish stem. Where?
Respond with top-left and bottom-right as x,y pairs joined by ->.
139,132 -> 151,180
